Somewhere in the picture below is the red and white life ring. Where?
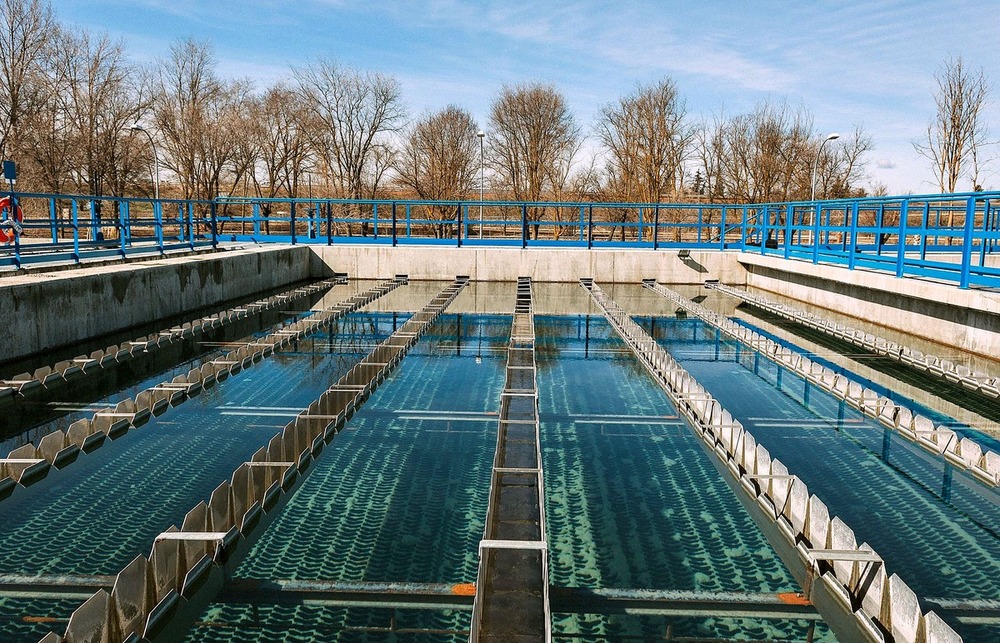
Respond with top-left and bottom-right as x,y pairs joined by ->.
0,195 -> 22,243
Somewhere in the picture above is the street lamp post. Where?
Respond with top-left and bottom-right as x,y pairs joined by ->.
477,131 -> 485,239
129,123 -> 160,201
810,132 -> 840,202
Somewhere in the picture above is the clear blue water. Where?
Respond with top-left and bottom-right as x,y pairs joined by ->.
0,304 -> 405,642
17,281 -> 999,642
185,312 -> 511,642
0,281 -> 371,453
186,299 -> 830,642
536,313 -> 828,641
732,315 -> 1000,451
638,311 -> 1000,641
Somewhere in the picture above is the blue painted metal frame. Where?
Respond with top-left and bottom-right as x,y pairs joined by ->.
2,189 -> 999,288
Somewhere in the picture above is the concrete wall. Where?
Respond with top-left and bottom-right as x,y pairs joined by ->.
0,246 -> 311,363
6,242 -> 1000,366
309,246 -> 746,284
739,253 -> 1000,359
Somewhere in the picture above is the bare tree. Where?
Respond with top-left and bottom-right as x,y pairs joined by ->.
596,78 -> 691,203
57,30 -> 143,196
488,83 -> 580,238
694,101 -> 814,203
813,125 -> 873,199
294,59 -> 404,235
16,24 -> 148,209
596,78 -> 692,239
198,80 -> 252,201
248,84 -> 313,201
17,34 -> 71,194
695,113 -> 727,201
914,56 -> 991,193
0,0 -> 52,160
152,38 -> 249,202
395,105 -> 479,236
295,62 -> 399,196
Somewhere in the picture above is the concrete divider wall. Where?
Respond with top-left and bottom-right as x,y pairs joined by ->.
0,246 -> 312,364
309,246 -> 746,284
739,253 -> 1000,359
7,243 -> 1000,368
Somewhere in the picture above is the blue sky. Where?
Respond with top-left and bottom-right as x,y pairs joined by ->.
56,0 -> 1000,196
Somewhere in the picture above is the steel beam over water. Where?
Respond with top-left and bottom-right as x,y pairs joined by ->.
11,574 -> 1000,628
471,276 -> 551,642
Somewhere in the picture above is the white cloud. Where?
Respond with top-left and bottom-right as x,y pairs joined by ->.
53,0 -> 1000,194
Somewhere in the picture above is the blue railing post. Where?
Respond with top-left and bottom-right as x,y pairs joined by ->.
847,202 -> 860,269
810,202 -> 820,263
740,206 -> 748,250
456,203 -> 463,248
210,200 -> 218,249
326,201 -> 333,245
959,196 -> 977,288
587,205 -> 594,249
920,202 -> 930,261
48,198 -> 57,243
290,201 -> 297,245
875,203 -> 885,255
841,205 -> 849,251
391,201 -> 397,247
154,200 -> 163,253
695,205 -> 702,244
118,200 -> 127,258
718,206 -> 726,250
71,199 -> 80,262
122,199 -> 131,243
638,206 -> 644,242
653,204 -> 660,250
89,198 -> 98,241
406,204 -> 411,237
521,204 -> 528,248
784,204 -> 794,259
895,199 -> 909,278
324,201 -> 333,246
10,192 -> 20,269
252,202 -> 261,240
373,203 -> 379,239
187,203 -> 195,250
760,208 -> 770,255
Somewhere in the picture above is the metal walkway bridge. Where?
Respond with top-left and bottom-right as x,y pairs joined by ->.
2,190 -> 1000,289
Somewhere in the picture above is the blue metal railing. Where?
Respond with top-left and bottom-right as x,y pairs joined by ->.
0,191 -> 216,268
2,190 -> 999,288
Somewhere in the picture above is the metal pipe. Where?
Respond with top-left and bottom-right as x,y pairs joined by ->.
477,131 -> 485,239
129,124 -> 160,201
810,132 -> 840,202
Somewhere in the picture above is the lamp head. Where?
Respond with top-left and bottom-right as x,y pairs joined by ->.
825,132 -> 840,141
477,131 -> 485,139
130,123 -> 145,132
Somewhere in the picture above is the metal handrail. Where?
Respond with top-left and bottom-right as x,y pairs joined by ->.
3,190 -> 1000,288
